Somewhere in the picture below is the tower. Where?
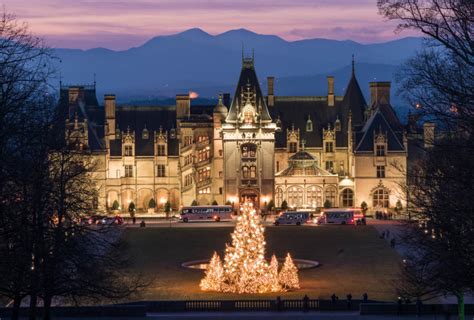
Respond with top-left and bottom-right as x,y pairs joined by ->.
222,56 -> 276,209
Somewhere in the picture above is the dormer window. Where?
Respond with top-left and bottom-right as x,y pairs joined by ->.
306,117 -> 313,132
157,144 -> 166,156
376,144 -> 386,156
170,128 -> 176,139
115,128 -> 121,139
142,127 -> 149,139
124,145 -> 133,156
335,118 -> 341,131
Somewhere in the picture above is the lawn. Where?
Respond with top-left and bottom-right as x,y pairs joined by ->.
123,225 -> 402,301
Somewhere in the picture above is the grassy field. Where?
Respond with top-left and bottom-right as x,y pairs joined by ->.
123,225 -> 402,301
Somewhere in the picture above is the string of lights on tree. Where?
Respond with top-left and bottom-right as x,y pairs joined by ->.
200,202 -> 299,293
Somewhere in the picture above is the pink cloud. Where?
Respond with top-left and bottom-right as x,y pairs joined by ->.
3,0 -> 418,50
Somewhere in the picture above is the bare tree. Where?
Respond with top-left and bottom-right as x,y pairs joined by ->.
378,1 -> 474,319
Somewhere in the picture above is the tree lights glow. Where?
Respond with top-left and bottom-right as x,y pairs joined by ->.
200,202 -> 299,293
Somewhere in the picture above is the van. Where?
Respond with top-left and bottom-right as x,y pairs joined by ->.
274,211 -> 312,226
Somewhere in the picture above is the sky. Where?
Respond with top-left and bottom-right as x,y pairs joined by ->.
4,0 -> 415,50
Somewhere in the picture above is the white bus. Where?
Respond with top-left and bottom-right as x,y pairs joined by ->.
274,211 -> 312,226
317,208 -> 365,225
180,205 -> 234,222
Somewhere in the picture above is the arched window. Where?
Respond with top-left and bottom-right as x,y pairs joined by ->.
341,189 -> 354,207
325,186 -> 337,207
307,186 -> 323,208
242,166 -> 249,178
250,166 -> 257,178
306,118 -> 313,132
275,188 -> 283,207
288,186 -> 304,208
373,188 -> 389,208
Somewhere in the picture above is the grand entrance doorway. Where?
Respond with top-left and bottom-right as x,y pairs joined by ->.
239,189 -> 260,209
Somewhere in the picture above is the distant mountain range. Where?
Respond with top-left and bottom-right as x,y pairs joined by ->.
55,28 -> 422,116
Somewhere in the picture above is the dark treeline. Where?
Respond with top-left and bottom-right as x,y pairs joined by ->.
0,12 -> 147,320
378,1 -> 474,320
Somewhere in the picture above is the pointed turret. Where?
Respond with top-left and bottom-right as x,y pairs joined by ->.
225,56 -> 272,124
341,55 -> 367,126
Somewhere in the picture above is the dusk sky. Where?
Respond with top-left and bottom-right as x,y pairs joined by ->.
5,0 -> 416,50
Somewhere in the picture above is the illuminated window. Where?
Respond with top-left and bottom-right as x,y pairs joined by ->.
325,187 -> 336,207
183,136 -> 193,146
275,188 -> 283,207
243,109 -> 254,123
373,188 -> 389,208
307,187 -> 322,207
335,119 -> 341,131
377,165 -> 385,178
142,128 -> 149,139
306,119 -> 313,132
288,187 -> 304,207
250,166 -> 257,178
341,189 -> 354,207
197,149 -> 210,162
198,168 -> 211,182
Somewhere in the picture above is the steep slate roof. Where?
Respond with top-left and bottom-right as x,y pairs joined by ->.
270,97 -> 346,148
113,106 -> 179,156
341,67 -> 367,126
226,58 -> 272,123
355,110 -> 405,152
270,66 -> 368,149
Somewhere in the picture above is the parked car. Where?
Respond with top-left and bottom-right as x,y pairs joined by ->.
274,211 -> 312,226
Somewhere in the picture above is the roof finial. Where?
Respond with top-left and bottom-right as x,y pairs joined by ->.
351,54 -> 355,76
301,139 -> 306,151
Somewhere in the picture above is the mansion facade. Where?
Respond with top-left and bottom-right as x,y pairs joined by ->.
62,57 -> 417,213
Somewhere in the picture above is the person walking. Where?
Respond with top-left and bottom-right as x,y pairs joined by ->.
390,238 -> 396,248
362,293 -> 368,303
397,297 -> 403,315
302,295 -> 309,313
346,294 -> 352,310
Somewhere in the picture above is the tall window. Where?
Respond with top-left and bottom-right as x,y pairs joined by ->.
325,161 -> 334,173
183,136 -> 193,146
307,186 -> 322,207
197,149 -> 210,162
184,174 -> 193,186
325,141 -> 334,153
376,145 -> 386,156
325,187 -> 336,207
242,166 -> 249,178
124,145 -> 133,156
289,142 -> 297,153
275,188 -> 283,207
184,154 -> 193,166
156,164 -> 166,177
250,166 -> 257,178
243,109 -> 254,123
377,165 -> 386,178
124,165 -> 133,177
288,187 -> 303,207
341,189 -> 354,207
157,144 -> 166,156
198,168 -> 211,182
373,188 -> 389,208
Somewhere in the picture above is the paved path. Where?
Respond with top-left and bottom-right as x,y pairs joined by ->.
145,311 -> 464,319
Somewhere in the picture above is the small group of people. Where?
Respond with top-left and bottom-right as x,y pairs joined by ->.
380,229 -> 396,248
375,210 -> 393,220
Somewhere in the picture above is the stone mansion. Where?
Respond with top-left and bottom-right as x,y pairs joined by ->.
62,57 -> 424,213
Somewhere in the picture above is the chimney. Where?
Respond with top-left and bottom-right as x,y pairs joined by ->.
327,76 -> 334,107
104,94 -> 116,139
176,94 -> 190,119
267,76 -> 274,107
370,81 -> 391,106
423,122 -> 435,148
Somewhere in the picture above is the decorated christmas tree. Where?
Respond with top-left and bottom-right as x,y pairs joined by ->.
200,202 -> 300,293
223,202 -> 270,293
279,253 -> 300,289
200,252 -> 224,291
269,254 -> 282,292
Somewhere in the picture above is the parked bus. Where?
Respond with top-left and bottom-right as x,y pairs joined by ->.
274,211 -> 312,226
317,208 -> 366,225
180,205 -> 234,222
